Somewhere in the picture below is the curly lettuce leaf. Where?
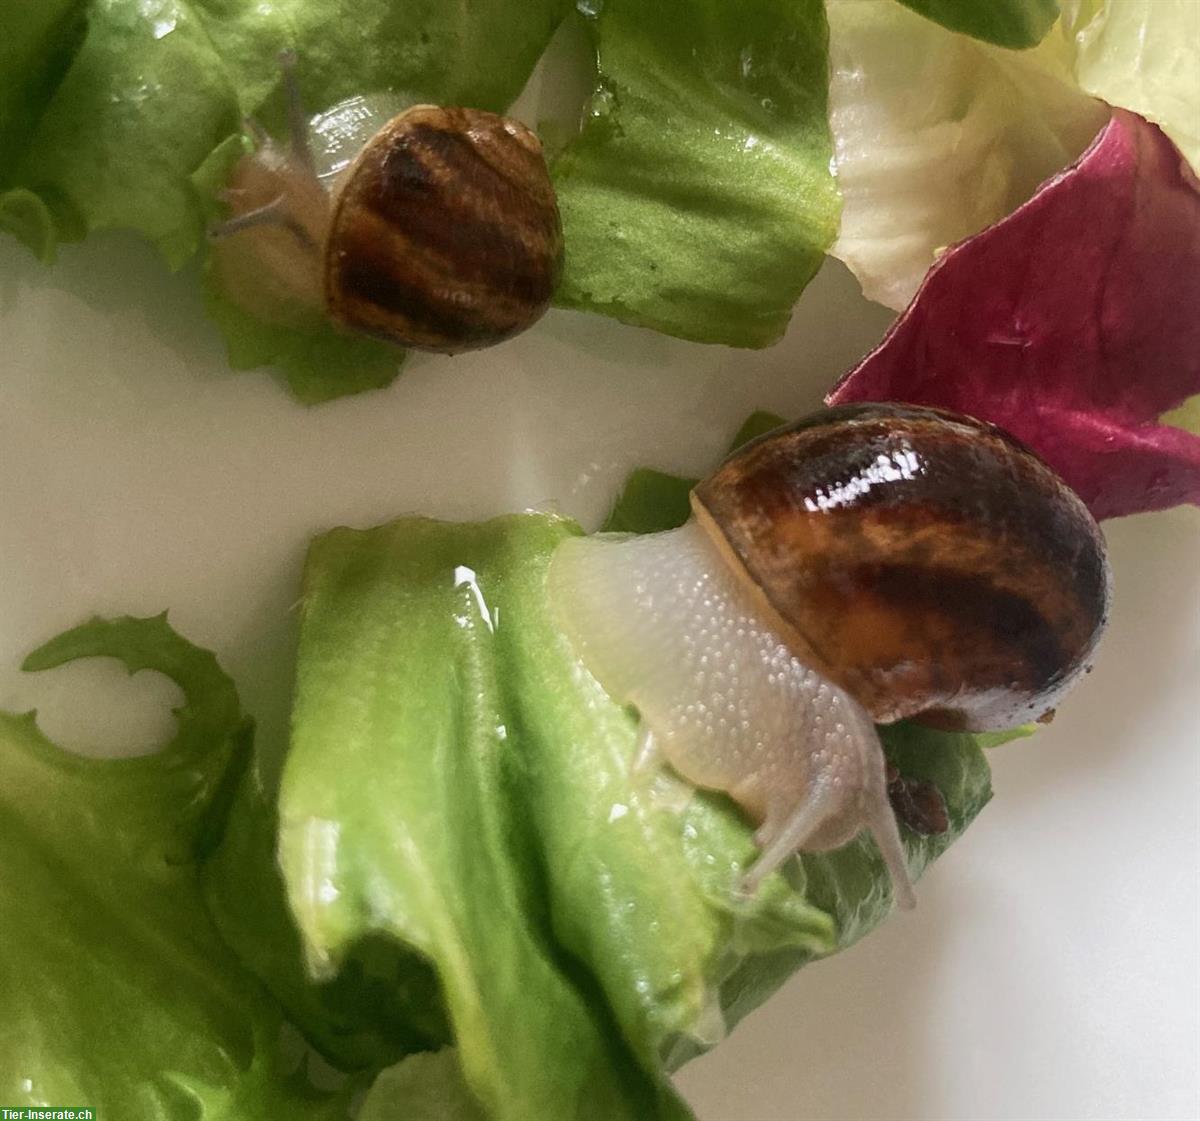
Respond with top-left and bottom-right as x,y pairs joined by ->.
829,109 -> 1200,521
1056,0 -> 1200,170
897,0 -> 1059,49
0,0 -> 569,399
0,614 -> 350,1119
827,0 -> 1107,310
551,0 -> 840,347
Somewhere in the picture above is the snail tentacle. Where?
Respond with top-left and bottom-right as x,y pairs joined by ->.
207,195 -> 287,240
279,49 -> 316,173
740,785 -> 839,896
631,723 -> 661,777
867,780 -> 917,910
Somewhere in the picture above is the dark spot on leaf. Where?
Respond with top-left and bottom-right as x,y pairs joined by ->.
887,763 -> 949,836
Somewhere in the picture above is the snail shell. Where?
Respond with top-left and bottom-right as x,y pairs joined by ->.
212,82 -> 563,353
692,403 -> 1111,730
325,106 -> 563,351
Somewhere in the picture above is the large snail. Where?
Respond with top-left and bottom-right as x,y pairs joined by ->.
210,52 -> 563,352
548,404 -> 1111,907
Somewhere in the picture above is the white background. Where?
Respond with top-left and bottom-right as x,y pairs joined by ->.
1,214 -> 1197,1120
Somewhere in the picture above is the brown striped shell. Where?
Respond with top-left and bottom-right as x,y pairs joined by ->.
691,403 -> 1111,731
325,106 -> 563,352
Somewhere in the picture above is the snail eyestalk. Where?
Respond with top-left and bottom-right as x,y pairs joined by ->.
206,55 -> 330,326
206,195 -> 288,240
631,724 -> 660,777
548,520 -> 917,909
278,48 -> 315,173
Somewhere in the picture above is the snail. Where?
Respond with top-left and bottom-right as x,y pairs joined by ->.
209,52 -> 563,352
548,403 -> 1111,907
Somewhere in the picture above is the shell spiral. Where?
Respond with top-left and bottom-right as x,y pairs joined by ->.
692,403 -> 1111,730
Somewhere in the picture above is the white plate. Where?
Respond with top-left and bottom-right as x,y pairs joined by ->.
1,214 -> 1197,1119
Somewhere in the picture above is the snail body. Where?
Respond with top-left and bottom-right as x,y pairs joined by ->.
551,518 -> 915,904
549,404 -> 1110,905
211,57 -> 563,353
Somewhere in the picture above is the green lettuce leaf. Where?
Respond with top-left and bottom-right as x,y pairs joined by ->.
1054,0 -> 1200,169
827,0 -> 1107,310
896,0 -> 1059,49
1,0 -> 239,267
1163,396 -> 1200,436
284,515 -> 696,1121
0,614 -> 351,1119
600,469 -> 694,535
0,0 -> 569,399
279,490 -> 990,1113
551,0 -> 840,347
602,410 -> 785,533
0,0 -> 87,166
201,267 -> 405,406
359,1050 -> 486,1121
203,747 -> 451,1072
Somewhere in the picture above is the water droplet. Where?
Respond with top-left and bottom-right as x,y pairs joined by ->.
590,83 -> 618,120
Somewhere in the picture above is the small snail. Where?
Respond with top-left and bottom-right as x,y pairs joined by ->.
210,53 -> 563,352
549,403 -> 1110,907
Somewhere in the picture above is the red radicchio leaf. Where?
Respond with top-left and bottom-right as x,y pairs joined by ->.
827,109 -> 1200,521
